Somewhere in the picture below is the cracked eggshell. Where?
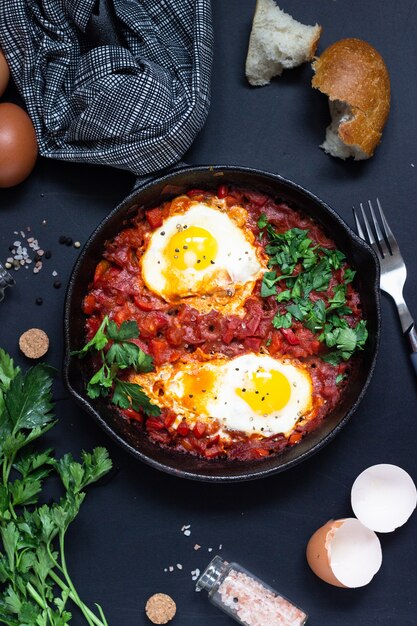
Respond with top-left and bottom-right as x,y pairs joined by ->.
351,464 -> 417,533
306,518 -> 382,588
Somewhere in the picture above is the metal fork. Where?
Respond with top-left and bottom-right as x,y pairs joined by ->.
353,198 -> 417,374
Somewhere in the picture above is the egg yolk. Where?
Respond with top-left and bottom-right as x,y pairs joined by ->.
236,368 -> 291,414
164,226 -> 218,271
178,368 -> 217,412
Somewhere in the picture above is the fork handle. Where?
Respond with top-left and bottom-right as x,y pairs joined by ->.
405,324 -> 417,376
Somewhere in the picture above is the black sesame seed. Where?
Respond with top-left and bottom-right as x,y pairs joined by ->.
44,250 -> 52,259
65,237 -> 73,246
35,297 -> 43,305
59,235 -> 67,244
53,280 -> 62,289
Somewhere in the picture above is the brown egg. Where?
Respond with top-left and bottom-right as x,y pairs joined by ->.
0,49 -> 9,97
0,103 -> 38,188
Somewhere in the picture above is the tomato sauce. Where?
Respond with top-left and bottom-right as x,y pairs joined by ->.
83,186 -> 363,461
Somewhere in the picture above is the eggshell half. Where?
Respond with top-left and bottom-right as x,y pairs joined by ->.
306,519 -> 346,587
351,464 -> 417,533
306,518 -> 382,588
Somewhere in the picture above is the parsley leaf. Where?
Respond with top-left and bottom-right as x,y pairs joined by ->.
4,365 -> 55,432
106,319 -> 139,342
261,271 -> 278,297
74,317 -> 160,416
71,316 -> 109,356
0,349 -> 20,419
113,380 -> 161,416
257,213 -> 268,229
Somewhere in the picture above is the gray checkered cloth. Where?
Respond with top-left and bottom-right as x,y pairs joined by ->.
0,0 -> 213,175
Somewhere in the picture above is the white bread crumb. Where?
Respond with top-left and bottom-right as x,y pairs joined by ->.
246,0 -> 321,86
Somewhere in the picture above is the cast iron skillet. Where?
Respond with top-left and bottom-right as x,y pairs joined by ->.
63,164 -> 380,482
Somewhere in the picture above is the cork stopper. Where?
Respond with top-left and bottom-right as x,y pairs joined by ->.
145,593 -> 176,624
19,328 -> 49,359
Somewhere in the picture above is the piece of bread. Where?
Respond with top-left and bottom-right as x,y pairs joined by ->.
312,38 -> 390,160
245,0 -> 322,87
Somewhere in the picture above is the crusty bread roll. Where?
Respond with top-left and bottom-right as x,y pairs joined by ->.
312,38 -> 390,160
246,0 -> 322,87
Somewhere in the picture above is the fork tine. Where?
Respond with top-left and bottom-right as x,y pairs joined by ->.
359,202 -> 377,248
376,198 -> 400,255
352,207 -> 365,239
368,200 -> 389,257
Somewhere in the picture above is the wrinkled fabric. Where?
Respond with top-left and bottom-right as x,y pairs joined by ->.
0,0 -> 212,174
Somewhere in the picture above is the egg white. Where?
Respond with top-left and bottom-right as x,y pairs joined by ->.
206,354 -> 313,436
141,202 -> 263,305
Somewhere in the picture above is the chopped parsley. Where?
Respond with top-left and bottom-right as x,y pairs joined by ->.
72,316 -> 160,416
258,214 -> 367,364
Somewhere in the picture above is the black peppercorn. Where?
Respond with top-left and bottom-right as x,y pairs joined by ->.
53,280 -> 62,289
44,250 -> 52,259
35,297 -> 43,305
59,235 -> 67,244
65,238 -> 73,246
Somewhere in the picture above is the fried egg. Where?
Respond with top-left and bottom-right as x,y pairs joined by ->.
131,353 -> 316,438
141,201 -> 265,313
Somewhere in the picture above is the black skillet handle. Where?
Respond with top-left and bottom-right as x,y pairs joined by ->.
85,0 -> 125,48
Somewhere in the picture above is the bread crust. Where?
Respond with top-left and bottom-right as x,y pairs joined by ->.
312,38 -> 390,157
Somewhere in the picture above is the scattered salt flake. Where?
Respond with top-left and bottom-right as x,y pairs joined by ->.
169,566 -> 174,572
208,548 -> 213,552
219,544 -> 223,550
164,568 -> 168,572
52,270 -> 58,277
194,544 -> 201,551
181,524 -> 191,532
183,529 -> 191,537
176,564 -> 183,570
191,568 -> 200,581
411,163 -> 415,167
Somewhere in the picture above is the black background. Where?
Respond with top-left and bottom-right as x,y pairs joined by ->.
1,1 -> 417,624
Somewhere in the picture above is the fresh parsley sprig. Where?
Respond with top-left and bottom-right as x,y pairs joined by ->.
73,316 -> 160,417
0,348 -> 112,626
258,215 -> 368,363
